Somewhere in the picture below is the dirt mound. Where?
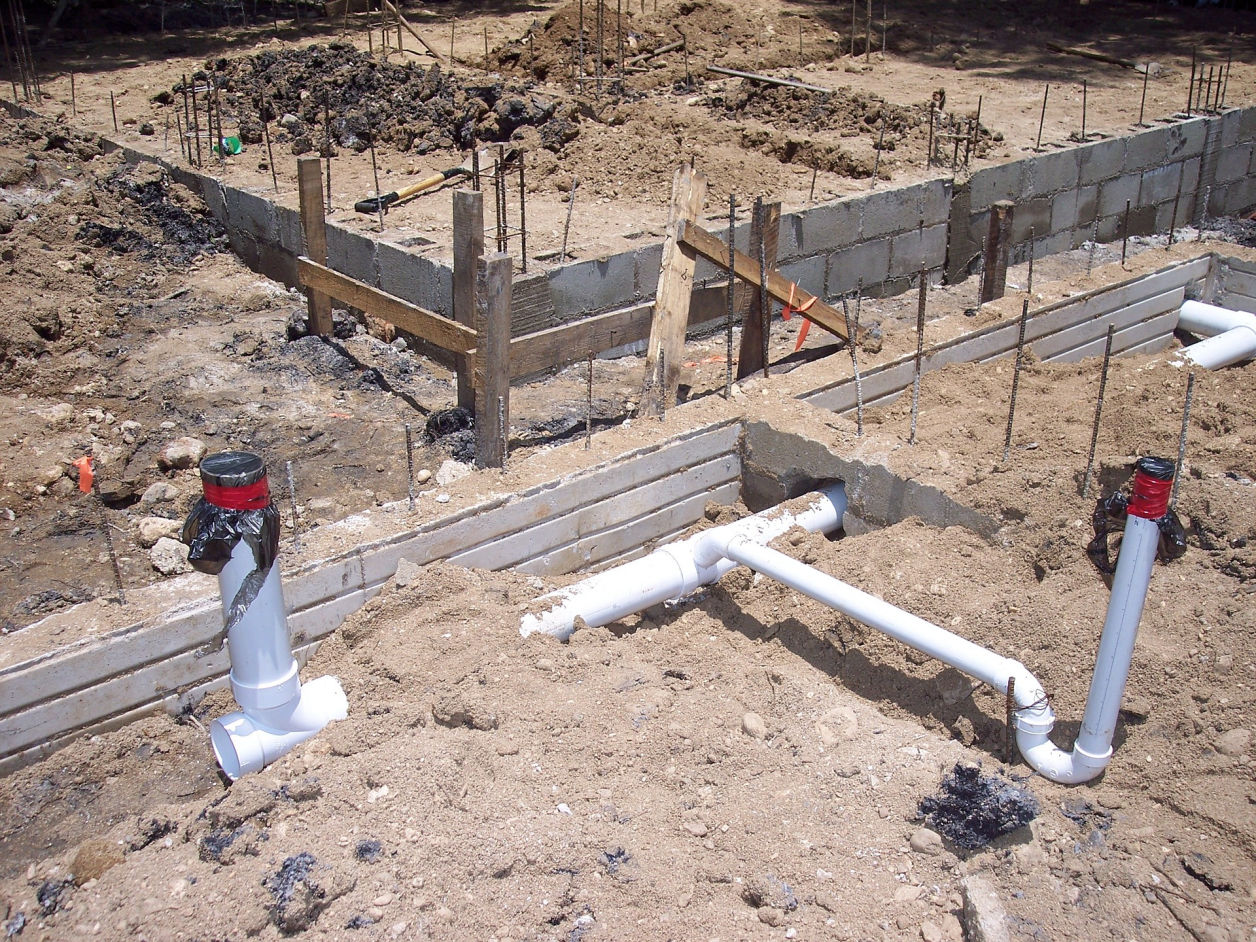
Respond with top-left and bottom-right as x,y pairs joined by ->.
200,43 -> 574,157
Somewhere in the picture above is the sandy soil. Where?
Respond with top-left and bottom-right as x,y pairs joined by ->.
25,0 -> 1256,262
0,3 -> 1254,940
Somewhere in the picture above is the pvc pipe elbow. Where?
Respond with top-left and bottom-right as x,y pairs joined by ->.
1015,732 -> 1109,785
210,675 -> 348,780
1176,301 -> 1256,369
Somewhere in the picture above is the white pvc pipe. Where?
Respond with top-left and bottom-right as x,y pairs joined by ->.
522,472 -> 1168,785
1176,299 -> 1256,369
209,535 -> 347,781
520,483 -> 848,641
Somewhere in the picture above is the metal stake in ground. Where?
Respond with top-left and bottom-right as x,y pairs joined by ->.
1086,217 -> 1099,276
1081,324 -> 1115,500
323,92 -> 333,213
1167,161 -> 1183,249
1121,199 -> 1131,267
1001,299 -> 1031,466
1187,47 -> 1196,115
368,107 -> 384,232
69,70 -> 75,115
758,234 -> 769,378
870,114 -> 885,187
909,269 -> 926,445
404,423 -> 416,510
1171,372 -> 1195,508
1027,226 -> 1036,297
841,294 -> 864,437
90,473 -> 126,605
261,95 -> 278,191
1035,83 -> 1048,151
726,192 -> 736,398
1137,62 -> 1149,126
286,460 -> 301,552
190,75 -> 203,167
110,90 -> 118,132
1198,185 -> 1211,241
1080,79 -> 1087,141
560,176 -> 578,262
585,351 -> 594,450
926,100 -> 934,167
518,155 -> 528,272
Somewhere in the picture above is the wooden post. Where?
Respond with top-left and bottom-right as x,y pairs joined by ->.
452,189 -> 484,412
736,199 -> 780,379
297,157 -> 334,337
639,164 -> 707,417
474,252 -> 513,469
980,200 -> 1014,304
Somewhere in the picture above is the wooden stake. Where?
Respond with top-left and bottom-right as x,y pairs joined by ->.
452,189 -> 485,412
758,232 -> 769,379
1171,373 -> 1195,508
89,474 -> 126,605
1001,299 -> 1030,465
640,165 -> 707,416
297,157 -> 334,337
474,252 -> 513,469
981,201 -> 1013,303
736,197 -> 780,379
909,270 -> 926,445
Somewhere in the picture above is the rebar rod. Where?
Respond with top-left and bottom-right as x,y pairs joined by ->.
1171,372 -> 1195,508
1081,324 -> 1115,500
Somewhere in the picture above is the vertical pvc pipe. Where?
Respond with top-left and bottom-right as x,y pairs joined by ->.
1074,457 -> 1173,765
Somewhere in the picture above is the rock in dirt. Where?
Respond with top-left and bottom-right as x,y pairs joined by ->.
140,480 -> 181,506
961,875 -> 1011,942
157,436 -> 207,471
1215,728 -> 1251,756
741,711 -> 767,739
136,515 -> 181,548
909,827 -> 943,856
264,852 -> 354,933
394,557 -> 422,588
815,705 -> 858,744
150,536 -> 191,575
435,459 -> 472,486
433,693 -> 499,731
71,839 -> 125,884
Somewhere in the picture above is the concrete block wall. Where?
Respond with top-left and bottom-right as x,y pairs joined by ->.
947,107 -> 1256,283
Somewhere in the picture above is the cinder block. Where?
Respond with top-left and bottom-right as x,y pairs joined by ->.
1077,137 -> 1125,186
325,224 -> 378,285
375,240 -> 421,304
1139,163 -> 1182,206
1155,198 -> 1180,234
1096,213 -> 1123,243
634,243 -> 663,298
919,178 -> 952,226
1098,173 -> 1140,217
258,242 -> 298,287
1126,204 -> 1157,237
888,224 -> 947,278
1123,125 -> 1171,172
549,252 -> 636,316
1219,176 -> 1256,215
1011,196 -> 1051,244
1075,184 -> 1098,227
274,205 -> 303,255
224,188 -> 276,244
1181,156 -> 1202,200
1239,106 -> 1256,143
780,199 -> 861,260
827,237 -> 891,296
1215,143 -> 1253,183
1167,118 -> 1208,161
1221,108 -> 1244,148
779,254 -> 827,297
1050,189 -> 1079,235
1032,230 -> 1072,260
969,161 -> 1020,210
862,185 -> 925,239
1019,148 -> 1079,197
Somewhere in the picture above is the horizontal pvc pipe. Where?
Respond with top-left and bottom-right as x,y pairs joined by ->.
520,483 -> 847,641
1176,300 -> 1256,369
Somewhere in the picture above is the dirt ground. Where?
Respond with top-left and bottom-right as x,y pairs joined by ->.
0,1 -> 1255,940
26,0 -> 1256,262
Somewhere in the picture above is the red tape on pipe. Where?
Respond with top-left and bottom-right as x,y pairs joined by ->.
203,478 -> 270,510
1127,471 -> 1171,520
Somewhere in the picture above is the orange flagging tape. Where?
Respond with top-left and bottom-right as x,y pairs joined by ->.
780,282 -> 818,352
72,455 -> 94,494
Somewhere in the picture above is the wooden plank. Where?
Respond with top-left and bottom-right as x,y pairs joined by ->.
452,189 -> 484,410
738,200 -> 781,379
678,219 -> 849,342
474,252 -> 513,468
981,200 -> 1014,304
509,303 -> 654,377
381,0 -> 444,61
505,274 -> 557,336
297,157 -> 334,337
516,482 -> 741,576
298,257 -> 477,354
451,453 -> 739,571
640,165 -> 708,417
706,65 -> 831,93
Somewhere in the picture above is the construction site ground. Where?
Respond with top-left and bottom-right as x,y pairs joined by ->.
0,2 -> 1254,940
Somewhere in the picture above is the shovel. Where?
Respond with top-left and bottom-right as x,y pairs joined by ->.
354,147 -> 520,214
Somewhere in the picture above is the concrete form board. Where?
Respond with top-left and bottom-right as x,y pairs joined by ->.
451,453 -> 740,572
